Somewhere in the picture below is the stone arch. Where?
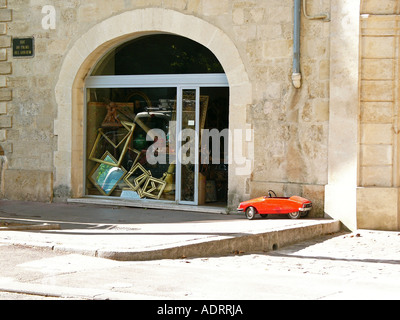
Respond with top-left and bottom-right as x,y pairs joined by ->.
54,8 -> 252,204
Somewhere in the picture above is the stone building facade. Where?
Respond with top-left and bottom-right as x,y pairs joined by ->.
0,0 -> 399,231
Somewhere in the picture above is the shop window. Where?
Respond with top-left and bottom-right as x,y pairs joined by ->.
86,87 -> 177,201
86,35 -> 229,205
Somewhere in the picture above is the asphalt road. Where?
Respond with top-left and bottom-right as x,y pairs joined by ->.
1,230 -> 400,302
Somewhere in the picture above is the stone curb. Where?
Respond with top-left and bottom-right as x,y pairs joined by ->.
98,220 -> 341,261
0,223 -> 61,231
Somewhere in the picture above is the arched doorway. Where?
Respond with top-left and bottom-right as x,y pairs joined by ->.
55,8 -> 252,210
85,34 -> 229,206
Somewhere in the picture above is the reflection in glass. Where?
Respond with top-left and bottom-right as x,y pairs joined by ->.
89,152 -> 127,196
86,88 -> 177,200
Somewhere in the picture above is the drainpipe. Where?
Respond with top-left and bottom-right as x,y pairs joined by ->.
292,0 -> 331,89
0,148 -> 6,197
292,0 -> 302,89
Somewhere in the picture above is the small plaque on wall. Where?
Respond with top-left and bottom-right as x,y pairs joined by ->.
13,37 -> 35,58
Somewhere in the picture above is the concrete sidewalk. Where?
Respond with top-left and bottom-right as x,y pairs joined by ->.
0,200 -> 341,261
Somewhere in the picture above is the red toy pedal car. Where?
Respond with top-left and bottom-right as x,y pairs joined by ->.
237,190 -> 312,220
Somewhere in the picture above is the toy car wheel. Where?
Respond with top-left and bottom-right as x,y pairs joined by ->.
300,211 -> 309,218
288,211 -> 301,219
245,207 -> 257,220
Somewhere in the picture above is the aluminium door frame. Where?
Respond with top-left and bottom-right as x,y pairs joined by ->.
84,73 -> 228,205
176,86 -> 200,205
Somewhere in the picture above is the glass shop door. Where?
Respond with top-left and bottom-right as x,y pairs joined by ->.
176,87 -> 200,205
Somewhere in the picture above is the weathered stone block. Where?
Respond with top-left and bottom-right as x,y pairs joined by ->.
1,141 -> 11,153
0,9 -> 12,22
302,184 -> 325,217
0,102 -> 5,114
362,36 -> 395,59
0,48 -> 6,61
0,115 -> 11,128
0,88 -> 11,101
361,165 -> 392,187
202,0 -> 229,16
263,40 -> 292,58
232,8 -> 245,25
0,62 -> 11,75
361,58 -> 394,80
361,102 -> 393,123
0,23 -> 6,34
163,0 -> 186,10
46,40 -> 69,55
357,187 -> 399,231
361,0 -> 399,14
361,80 -> 394,101
313,99 -> 329,122
319,60 -> 330,80
361,144 -> 392,166
4,169 -> 53,202
361,123 -> 393,144
0,35 -> 10,48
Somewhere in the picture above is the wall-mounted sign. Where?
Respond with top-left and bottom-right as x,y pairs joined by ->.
13,37 -> 35,58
